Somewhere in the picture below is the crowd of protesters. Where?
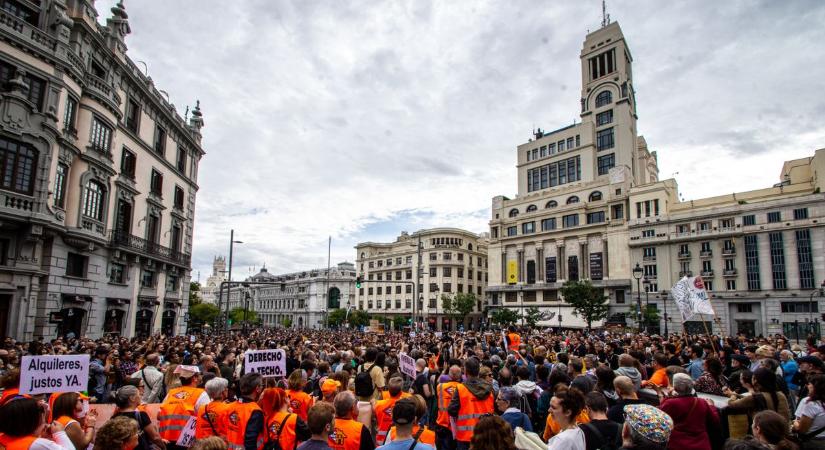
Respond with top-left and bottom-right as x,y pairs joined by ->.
0,325 -> 824,450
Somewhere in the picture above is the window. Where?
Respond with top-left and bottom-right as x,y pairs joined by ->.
125,98 -> 140,132
589,49 -> 616,80
595,90 -> 612,107
546,200 -> 558,209
597,153 -> 615,175
596,110 -> 613,126
176,148 -> 187,173
429,267 -> 437,277
767,211 -> 781,223
54,163 -> 67,208
150,170 -> 163,196
705,281 -> 713,291
457,253 -> 464,261
562,214 -> 578,228
405,285 -> 412,293
612,204 -> 624,219
526,204 -> 537,213
167,274 -> 179,292
615,289 -> 625,304
1,1 -> 39,26
395,285 -> 401,294
406,256 -> 412,264
121,148 -> 136,178
508,208 -> 519,218
567,196 -> 579,204
174,186 -> 184,209
522,222 -> 535,234
586,211 -> 605,224
443,267 -> 452,277
726,280 -> 737,290
153,125 -> 166,155
558,140 -> 565,152
644,264 -> 657,277
541,218 -> 556,231
797,229 -> 814,289
781,302 -> 819,313
90,118 -> 112,154
540,146 -> 547,157
406,270 -> 412,279
698,221 -> 711,232
457,267 -> 464,278
63,95 -> 78,132
724,259 -> 736,271
676,224 -> 689,234
589,191 -> 603,202
596,127 -> 614,151
429,253 -> 437,261
170,224 -> 182,252
526,156 -> 581,192
82,180 -> 105,221
140,270 -> 156,288
66,253 -> 87,278
429,283 -> 438,292
576,135 -> 580,147
549,143 -> 556,154
376,273 -> 383,281
679,244 -> 689,255
643,247 -> 656,258
769,232 -> 786,290
794,208 -> 809,220
443,252 -> 451,260
702,260 -> 712,272
443,283 -> 452,293
701,241 -> 711,253
109,263 -> 125,284
376,287 -> 382,295
641,229 -> 655,238
507,226 -> 517,236
566,137 -> 574,149
385,272 -> 392,280
743,215 -> 756,226
737,304 -> 753,313
368,287 -> 373,295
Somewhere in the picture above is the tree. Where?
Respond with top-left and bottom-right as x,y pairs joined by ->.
282,317 -> 293,328
189,302 -> 219,325
560,279 -> 609,330
327,308 -> 347,327
348,310 -> 371,328
523,307 -> 547,328
230,307 -> 260,326
642,305 -> 660,331
490,308 -> 520,326
189,282 -> 202,307
442,293 -> 477,324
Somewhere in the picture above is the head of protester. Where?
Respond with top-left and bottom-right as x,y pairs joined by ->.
93,415 -> 139,450
469,414 -> 516,450
620,404 -> 673,450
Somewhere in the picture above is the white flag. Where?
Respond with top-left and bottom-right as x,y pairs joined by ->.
670,276 -> 714,322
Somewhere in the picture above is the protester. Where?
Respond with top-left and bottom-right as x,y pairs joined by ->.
191,436 -> 228,450
93,415 -> 139,450
547,388 -> 587,450
468,415 -> 516,450
448,357 -> 494,450
130,353 -> 165,404
792,374 -> 825,447
384,395 -> 436,447
377,397 -> 434,450
658,373 -> 720,450
607,376 -> 645,424
753,410 -> 799,450
0,396 -> 76,450
496,386 -> 532,432
329,391 -> 374,450
112,385 -> 165,450
299,402 -> 336,450
196,377 -> 231,439
267,386 -> 311,450
288,369 -> 315,423
728,367 -> 791,421
581,392 -> 620,450
51,392 -> 97,450
619,404 -> 673,450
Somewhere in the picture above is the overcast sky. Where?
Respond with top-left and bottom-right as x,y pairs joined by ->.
96,1 -> 825,282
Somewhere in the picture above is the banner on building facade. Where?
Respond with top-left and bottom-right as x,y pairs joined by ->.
507,260 -> 518,284
20,354 -> 89,395
568,256 -> 579,281
245,349 -> 286,377
545,257 -> 557,282
589,253 -> 604,280
670,276 -> 714,322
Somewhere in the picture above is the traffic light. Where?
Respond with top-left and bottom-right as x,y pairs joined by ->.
355,276 -> 363,289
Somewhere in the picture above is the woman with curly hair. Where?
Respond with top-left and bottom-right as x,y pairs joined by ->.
93,415 -> 139,450
548,388 -> 586,450
469,415 -> 516,450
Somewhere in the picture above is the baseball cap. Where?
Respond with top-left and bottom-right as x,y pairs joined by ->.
392,398 -> 416,425
321,379 -> 341,395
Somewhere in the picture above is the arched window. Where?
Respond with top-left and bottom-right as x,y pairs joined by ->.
508,208 -> 519,218
82,180 -> 105,221
589,191 -> 603,202
468,243 -> 473,251
360,252 -> 365,259
567,196 -> 579,205
545,200 -> 558,209
595,90 -> 612,107
526,204 -> 537,213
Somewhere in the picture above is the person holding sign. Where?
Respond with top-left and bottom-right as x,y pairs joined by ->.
0,395 -> 76,450
225,372 -> 266,450
266,387 -> 311,450
158,366 -> 208,449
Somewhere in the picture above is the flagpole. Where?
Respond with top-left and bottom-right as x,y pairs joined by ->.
699,313 -> 718,354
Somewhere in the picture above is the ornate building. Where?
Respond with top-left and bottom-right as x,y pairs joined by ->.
200,255 -> 226,305
0,1 -> 204,339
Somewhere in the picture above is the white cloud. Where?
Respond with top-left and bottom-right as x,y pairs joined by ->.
95,0 -> 825,280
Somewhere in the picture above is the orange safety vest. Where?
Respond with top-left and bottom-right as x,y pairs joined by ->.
267,411 -> 298,450
436,381 -> 460,428
380,391 -> 412,401
0,435 -> 37,450
386,425 -> 436,446
225,400 -> 265,450
374,395 -> 406,442
327,417 -> 365,450
286,389 -> 313,422
195,400 -> 230,439
507,333 -> 521,352
454,383 -> 494,442
157,386 -> 204,441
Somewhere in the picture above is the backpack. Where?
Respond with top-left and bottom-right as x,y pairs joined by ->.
581,422 -> 618,450
355,363 -> 376,398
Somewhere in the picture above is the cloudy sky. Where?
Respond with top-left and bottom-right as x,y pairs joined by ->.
97,0 -> 825,282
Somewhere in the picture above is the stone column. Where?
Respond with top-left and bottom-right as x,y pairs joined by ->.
557,242 -> 565,280
580,239 -> 588,279
536,243 -> 544,283
603,236 -> 610,279
517,248 -> 524,283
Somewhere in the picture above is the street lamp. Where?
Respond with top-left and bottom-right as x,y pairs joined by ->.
226,229 -> 243,331
809,281 -> 825,339
632,263 -> 644,334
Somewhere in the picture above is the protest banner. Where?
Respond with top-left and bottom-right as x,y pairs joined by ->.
20,354 -> 89,395
434,332 -> 442,338
245,349 -> 286,377
176,416 -> 197,447
398,352 -> 416,378
409,332 -> 416,338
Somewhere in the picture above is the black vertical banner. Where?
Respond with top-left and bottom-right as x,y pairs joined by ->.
545,257 -> 557,283
590,252 -> 603,280
568,255 -> 579,281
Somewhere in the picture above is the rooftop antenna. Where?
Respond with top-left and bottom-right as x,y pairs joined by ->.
601,0 -> 610,28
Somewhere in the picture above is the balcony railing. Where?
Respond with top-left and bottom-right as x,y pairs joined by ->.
700,250 -> 713,257
678,251 -> 691,259
110,230 -> 190,266
723,269 -> 738,277
722,248 -> 736,255
701,270 -> 714,277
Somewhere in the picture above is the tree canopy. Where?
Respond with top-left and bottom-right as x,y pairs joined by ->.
560,279 -> 609,330
490,308 -> 519,325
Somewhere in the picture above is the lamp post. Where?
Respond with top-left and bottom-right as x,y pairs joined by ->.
632,263 -> 644,334
225,229 -> 243,331
558,302 -> 562,332
809,281 -> 825,339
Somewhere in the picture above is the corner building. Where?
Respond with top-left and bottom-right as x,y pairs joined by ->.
487,22 -> 654,328
0,1 -> 204,340
355,229 -> 488,331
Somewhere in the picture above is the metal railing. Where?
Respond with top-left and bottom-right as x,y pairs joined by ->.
110,230 -> 190,266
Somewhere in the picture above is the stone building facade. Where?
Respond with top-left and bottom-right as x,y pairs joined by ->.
0,1 -> 204,340
355,229 -> 489,331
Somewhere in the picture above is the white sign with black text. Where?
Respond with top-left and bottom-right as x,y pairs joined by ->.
20,354 -> 90,395
398,352 -> 416,379
245,349 -> 287,377
175,416 -> 197,447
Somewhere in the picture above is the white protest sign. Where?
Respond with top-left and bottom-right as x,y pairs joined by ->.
20,354 -> 89,395
434,332 -> 442,338
175,416 -> 197,447
409,332 -> 416,338
245,349 -> 286,377
189,335 -> 196,343
398,352 -> 416,379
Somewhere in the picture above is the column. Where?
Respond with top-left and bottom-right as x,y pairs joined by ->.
557,242 -> 565,280
536,243 -> 544,283
580,239 -> 588,279
603,236 -> 610,279
517,248 -> 524,283
501,249 -> 507,283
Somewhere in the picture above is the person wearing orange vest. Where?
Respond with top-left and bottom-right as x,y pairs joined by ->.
0,395 -> 75,450
434,365 -> 462,450
328,391 -> 374,450
373,377 -> 406,444
287,369 -> 315,423
196,377 -> 232,439
381,396 -> 436,448
447,357 -> 494,450
157,366 -> 209,447
50,391 -> 96,450
507,326 -> 521,353
267,387 -> 311,450
225,372 -> 266,450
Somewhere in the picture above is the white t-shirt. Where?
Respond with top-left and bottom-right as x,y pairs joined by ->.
796,397 -> 825,438
547,427 -> 586,450
31,431 -> 75,450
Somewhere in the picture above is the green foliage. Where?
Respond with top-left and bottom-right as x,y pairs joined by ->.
189,281 -> 202,307
281,317 -> 293,328
442,292 -> 476,319
490,308 -> 520,325
642,305 -> 660,326
189,302 -> 220,325
328,308 -> 347,326
230,307 -> 260,325
523,307 -> 547,328
349,310 -> 371,328
560,279 -> 609,330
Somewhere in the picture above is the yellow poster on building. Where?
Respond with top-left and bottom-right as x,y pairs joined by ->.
507,260 -> 518,284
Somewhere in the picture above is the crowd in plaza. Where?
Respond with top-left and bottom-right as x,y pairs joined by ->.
1,325 -> 825,450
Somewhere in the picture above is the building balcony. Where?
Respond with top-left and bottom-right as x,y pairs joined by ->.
0,10 -> 57,54
642,255 -> 657,262
677,251 -> 691,260
700,250 -> 713,258
84,73 -> 122,115
701,270 -> 714,277
110,230 -> 191,268
722,248 -> 736,255
723,269 -> 738,277
678,271 -> 692,277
